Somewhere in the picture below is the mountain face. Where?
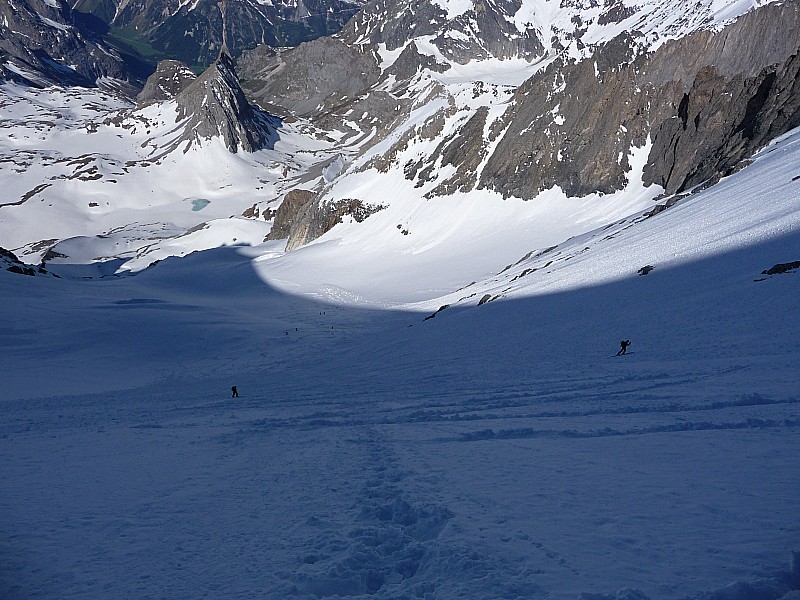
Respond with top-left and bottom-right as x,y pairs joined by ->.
71,0 -> 367,69
130,49 -> 280,153
235,0 -> 800,248
0,46 -> 340,269
338,0 -> 769,67
0,0 -> 137,89
481,2 -> 800,199
341,0 -> 547,63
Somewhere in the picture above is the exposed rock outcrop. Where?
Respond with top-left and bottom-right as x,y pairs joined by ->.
762,261 -> 800,276
267,190 -> 317,241
1,247 -> 52,277
422,107 -> 491,198
286,199 -> 386,251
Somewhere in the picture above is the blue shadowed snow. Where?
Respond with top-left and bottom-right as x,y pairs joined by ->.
1,230 -> 798,600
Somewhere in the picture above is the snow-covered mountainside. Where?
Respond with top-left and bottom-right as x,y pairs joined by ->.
1,0 -> 799,597
237,0 -> 799,250
2,0 -> 796,277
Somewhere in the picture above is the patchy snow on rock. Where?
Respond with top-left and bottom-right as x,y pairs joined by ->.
429,0 -> 472,20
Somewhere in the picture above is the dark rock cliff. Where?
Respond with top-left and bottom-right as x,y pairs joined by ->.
73,0 -> 365,69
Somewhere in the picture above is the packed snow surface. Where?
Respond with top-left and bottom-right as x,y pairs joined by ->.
1,114 -> 799,599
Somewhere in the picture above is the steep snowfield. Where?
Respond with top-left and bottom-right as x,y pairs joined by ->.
1,127 -> 798,599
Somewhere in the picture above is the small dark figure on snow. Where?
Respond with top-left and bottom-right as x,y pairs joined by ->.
616,340 -> 631,356
231,385 -> 239,398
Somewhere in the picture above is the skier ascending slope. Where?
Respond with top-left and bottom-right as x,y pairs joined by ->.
616,340 -> 631,356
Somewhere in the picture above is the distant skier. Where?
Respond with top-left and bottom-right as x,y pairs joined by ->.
616,340 -> 631,356
231,385 -> 239,398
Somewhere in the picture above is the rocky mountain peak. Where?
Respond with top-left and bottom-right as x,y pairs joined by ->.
175,50 -> 278,153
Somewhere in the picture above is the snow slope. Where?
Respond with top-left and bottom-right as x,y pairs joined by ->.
1,128 -> 798,599
253,140 -> 661,304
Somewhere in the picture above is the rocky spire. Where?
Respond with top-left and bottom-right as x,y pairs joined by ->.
174,49 -> 278,153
